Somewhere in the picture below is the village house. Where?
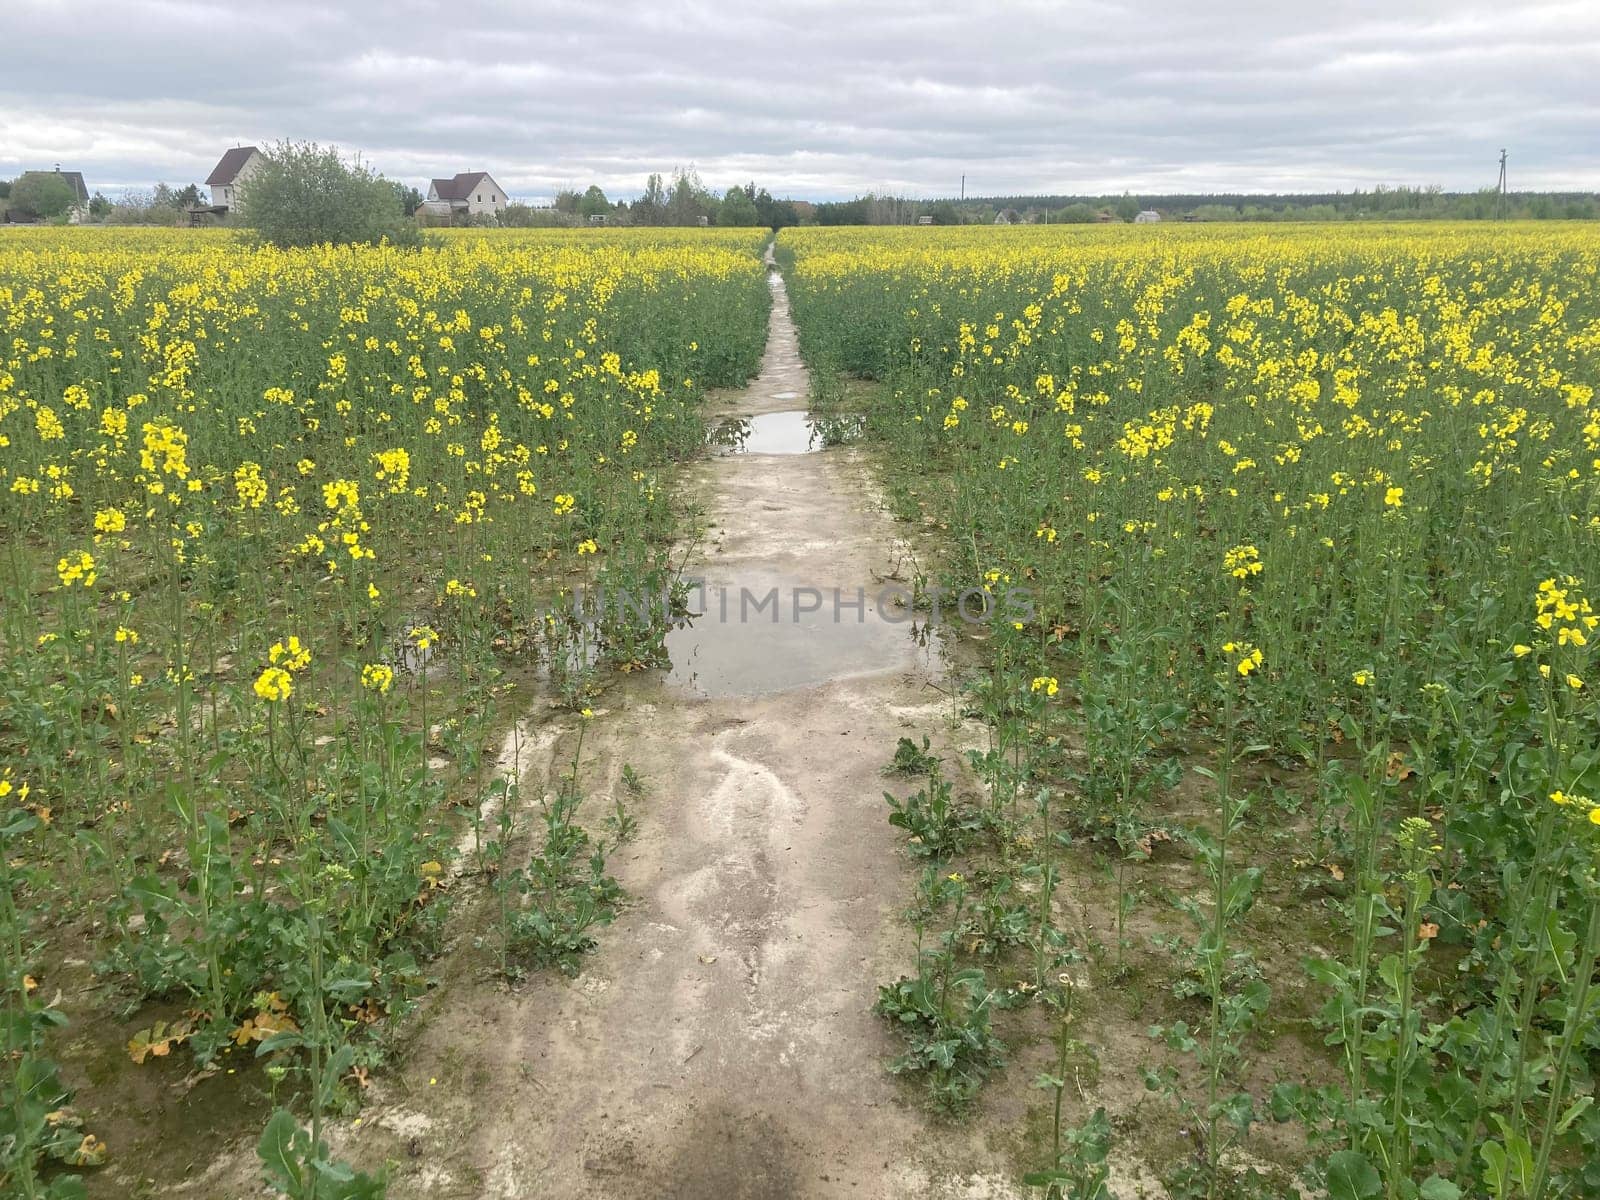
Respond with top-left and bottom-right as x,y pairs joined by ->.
1134,209 -> 1162,223
206,146 -> 263,212
422,172 -> 508,220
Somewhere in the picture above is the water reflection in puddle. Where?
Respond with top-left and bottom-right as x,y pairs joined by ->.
708,411 -> 818,455
664,572 -> 929,698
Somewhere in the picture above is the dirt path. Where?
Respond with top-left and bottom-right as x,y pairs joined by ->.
192,257 -> 1026,1198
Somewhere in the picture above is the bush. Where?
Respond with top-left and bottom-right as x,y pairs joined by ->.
238,140 -> 419,249
501,203 -> 578,228
103,190 -> 187,226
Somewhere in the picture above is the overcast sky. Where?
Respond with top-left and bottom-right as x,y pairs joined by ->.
2,0 -> 1597,201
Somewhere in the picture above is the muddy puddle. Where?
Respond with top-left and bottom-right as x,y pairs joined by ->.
663,569 -> 931,697
708,410 -> 818,455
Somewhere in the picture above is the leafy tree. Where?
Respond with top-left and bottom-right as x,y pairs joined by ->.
578,185 -> 610,219
632,173 -> 667,225
926,200 -> 960,225
389,181 -> 424,216
1055,202 -> 1097,223
8,173 -> 76,220
1113,194 -> 1140,221
0,179 -> 11,199
749,187 -> 799,229
665,169 -> 715,226
815,197 -> 871,225
717,185 -> 759,226
174,183 -> 204,208
88,191 -> 112,219
552,189 -> 580,215
237,140 -> 420,249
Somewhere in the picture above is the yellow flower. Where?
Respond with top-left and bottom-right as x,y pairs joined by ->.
57,550 -> 97,588
360,664 -> 394,694
1352,670 -> 1372,687
1030,676 -> 1059,697
1384,486 -> 1404,508
1512,644 -> 1532,657
268,636 -> 312,672
254,667 -> 294,703
1223,545 -> 1263,579
1224,641 -> 1263,677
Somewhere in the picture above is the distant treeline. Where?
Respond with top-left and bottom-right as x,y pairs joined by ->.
811,185 -> 1599,225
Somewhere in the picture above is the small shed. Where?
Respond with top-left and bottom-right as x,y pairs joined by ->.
1134,209 -> 1162,224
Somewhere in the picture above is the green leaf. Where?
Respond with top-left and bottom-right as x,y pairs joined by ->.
1325,1150 -> 1382,1200
322,973 -> 372,1002
257,1108 -> 304,1191
1419,1178 -> 1462,1200
0,810 -> 40,838
255,1030 -> 309,1057
1555,1093 -> 1593,1136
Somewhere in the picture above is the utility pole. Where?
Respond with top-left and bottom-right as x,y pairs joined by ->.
960,174 -> 965,201
1497,149 -> 1508,219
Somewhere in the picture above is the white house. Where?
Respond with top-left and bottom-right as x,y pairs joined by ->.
206,146 -> 263,211
1134,209 -> 1162,224
422,172 -> 508,219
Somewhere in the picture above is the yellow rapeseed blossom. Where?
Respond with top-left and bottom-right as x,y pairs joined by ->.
254,667 -> 294,703
268,636 -> 312,672
57,550 -> 97,588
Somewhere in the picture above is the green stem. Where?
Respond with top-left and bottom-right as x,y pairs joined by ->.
1528,888 -> 1600,1200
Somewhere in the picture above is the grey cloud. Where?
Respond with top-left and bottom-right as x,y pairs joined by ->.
1,0 -> 1596,199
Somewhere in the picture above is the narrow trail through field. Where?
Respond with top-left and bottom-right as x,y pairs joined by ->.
332,253 -> 1024,1197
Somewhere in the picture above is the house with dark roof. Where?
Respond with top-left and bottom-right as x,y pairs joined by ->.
12,167 -> 90,221
206,146 -> 263,211
423,172 -> 507,220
